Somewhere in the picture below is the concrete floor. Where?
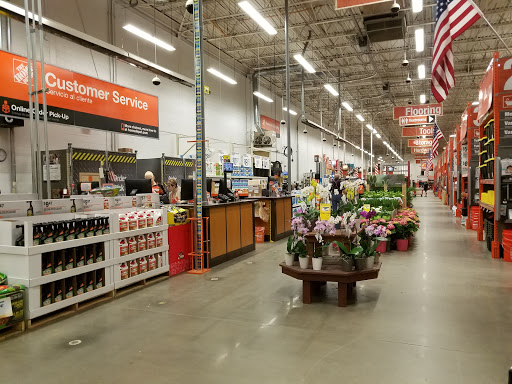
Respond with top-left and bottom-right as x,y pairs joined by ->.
2,196 -> 512,383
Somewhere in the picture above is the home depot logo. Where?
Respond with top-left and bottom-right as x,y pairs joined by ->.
121,123 -> 125,131
13,59 -> 29,84
2,100 -> 10,114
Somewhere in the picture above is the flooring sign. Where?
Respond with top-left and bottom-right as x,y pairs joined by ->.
0,50 -> 159,138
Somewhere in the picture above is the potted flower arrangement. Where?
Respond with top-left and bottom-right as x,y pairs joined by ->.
359,222 -> 389,267
332,241 -> 363,272
285,235 -> 307,266
289,214 -> 311,267
391,218 -> 411,251
311,219 -> 336,270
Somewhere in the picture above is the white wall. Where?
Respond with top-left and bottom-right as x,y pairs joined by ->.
1,0 -> 363,192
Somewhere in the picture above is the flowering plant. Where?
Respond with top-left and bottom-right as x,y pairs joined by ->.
332,241 -> 363,261
286,235 -> 307,257
313,219 -> 336,249
360,210 -> 377,220
341,211 -> 358,237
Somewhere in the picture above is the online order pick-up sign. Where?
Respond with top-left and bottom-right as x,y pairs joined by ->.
0,50 -> 159,139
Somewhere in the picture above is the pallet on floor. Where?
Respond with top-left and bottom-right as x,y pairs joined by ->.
114,271 -> 169,298
0,321 -> 25,342
26,290 -> 114,329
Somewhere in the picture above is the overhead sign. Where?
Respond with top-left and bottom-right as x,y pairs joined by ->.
260,114 -> 280,137
399,115 -> 436,126
393,103 -> 443,120
411,147 -> 430,154
477,63 -> 493,123
402,126 -> 433,137
409,138 -> 433,147
0,50 -> 159,138
335,0 -> 389,9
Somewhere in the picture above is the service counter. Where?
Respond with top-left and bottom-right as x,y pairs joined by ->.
246,196 -> 292,242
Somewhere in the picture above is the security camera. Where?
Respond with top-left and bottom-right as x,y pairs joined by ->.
322,136 -> 327,142
280,120 -> 286,125
391,2 -> 400,13
303,127 -> 308,134
408,100 -> 412,105
402,59 -> 409,67
405,76 -> 412,84
152,76 -> 161,86
186,0 -> 193,14
333,141 -> 337,147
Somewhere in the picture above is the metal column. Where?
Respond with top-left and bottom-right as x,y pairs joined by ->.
285,0 -> 291,192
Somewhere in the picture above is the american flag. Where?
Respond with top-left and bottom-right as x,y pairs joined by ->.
431,122 -> 444,158
431,0 -> 481,102
374,163 -> 380,175
425,150 -> 432,177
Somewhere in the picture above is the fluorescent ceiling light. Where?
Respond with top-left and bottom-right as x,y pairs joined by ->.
355,145 -> 360,150
293,54 -> 315,73
418,64 -> 426,79
282,107 -> 297,116
324,84 -> 339,96
472,101 -> 479,105
383,141 -> 388,146
376,133 -> 381,139
415,28 -> 424,52
450,134 -> 456,137
123,24 -> 176,51
342,102 -> 353,112
366,124 -> 373,130
412,0 -> 423,13
253,91 -> 273,102
207,68 -> 237,85
238,1 -> 277,35
356,114 -> 365,122
420,94 -> 426,103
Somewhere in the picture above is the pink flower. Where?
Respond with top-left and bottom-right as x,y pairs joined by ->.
379,219 -> 386,223
387,224 -> 395,230
372,220 -> 379,225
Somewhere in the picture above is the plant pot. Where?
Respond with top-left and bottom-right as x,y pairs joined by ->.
396,238 -> 409,251
284,253 -> 294,266
340,258 -> 354,272
376,240 -> 387,253
375,253 -> 380,264
312,257 -> 323,271
408,235 -> 412,245
366,256 -> 374,269
299,257 -> 309,269
355,258 -> 367,271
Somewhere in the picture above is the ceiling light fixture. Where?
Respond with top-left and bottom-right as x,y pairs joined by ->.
324,84 -> 339,96
418,64 -> 426,79
356,114 -> 365,122
207,68 -> 237,85
342,102 -> 353,112
238,1 -> 277,35
412,0 -> 423,13
420,94 -> 426,103
376,133 -> 381,139
123,24 -> 176,51
253,91 -> 273,102
293,54 -> 315,73
472,101 -> 479,106
415,28 -> 424,52
282,107 -> 297,116
450,134 -> 456,137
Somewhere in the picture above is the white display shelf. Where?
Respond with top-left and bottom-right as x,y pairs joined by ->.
29,259 -> 113,288
111,224 -> 168,240
29,284 -> 114,319
114,266 -> 168,290
115,245 -> 169,265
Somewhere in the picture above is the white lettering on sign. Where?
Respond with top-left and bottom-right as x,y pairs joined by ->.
394,103 -> 443,119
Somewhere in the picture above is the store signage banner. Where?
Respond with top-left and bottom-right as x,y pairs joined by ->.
477,64 -> 493,123
402,126 -> 433,137
408,138 -> 433,147
260,115 -> 280,136
399,115 -> 436,127
411,147 -> 430,154
393,103 -> 443,120
335,0 -> 388,9
0,50 -> 159,138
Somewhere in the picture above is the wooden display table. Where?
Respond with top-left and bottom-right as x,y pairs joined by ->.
279,262 -> 382,307
304,229 -> 355,257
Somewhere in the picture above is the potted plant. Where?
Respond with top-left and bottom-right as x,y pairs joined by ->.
285,235 -> 306,266
354,253 -> 367,271
392,219 -> 410,251
312,243 -> 328,271
299,252 -> 309,269
332,241 -> 362,272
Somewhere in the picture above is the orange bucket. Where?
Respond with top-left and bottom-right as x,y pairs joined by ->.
255,227 -> 265,243
504,245 -> 512,262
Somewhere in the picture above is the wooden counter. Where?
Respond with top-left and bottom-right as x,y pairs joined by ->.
246,196 -> 293,241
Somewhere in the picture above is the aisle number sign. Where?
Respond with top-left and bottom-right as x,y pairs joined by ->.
320,204 -> 331,220
0,50 -> 159,138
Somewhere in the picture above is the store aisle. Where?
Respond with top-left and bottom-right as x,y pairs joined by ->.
2,197 -> 512,384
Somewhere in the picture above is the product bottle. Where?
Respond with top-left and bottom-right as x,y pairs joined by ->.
137,211 -> 146,229
128,213 -> 137,231
147,233 -> 155,249
27,201 -> 34,216
76,220 -> 85,239
39,224 -> 48,244
155,232 -> 163,248
55,222 -> 65,242
86,219 -> 96,238
33,225 -> 42,246
66,220 -> 76,241
139,257 -> 148,274
120,239 -> 129,256
102,218 -> 110,235
119,214 -> 128,232
15,225 -> 25,247
70,199 -> 76,213
43,223 -> 55,244
95,218 -> 104,236
120,263 -> 129,280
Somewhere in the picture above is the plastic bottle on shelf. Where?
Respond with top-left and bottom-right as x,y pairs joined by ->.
33,225 -> 42,245
146,211 -> 154,227
86,219 -> 96,237
43,223 -> 55,244
120,238 -> 129,256
148,255 -> 156,271
95,218 -> 104,236
137,211 -> 146,229
66,220 -> 76,241
102,218 -> 110,235
120,263 -> 129,280
155,232 -> 163,248
128,236 -> 137,254
154,210 -> 162,226
128,213 -> 137,231
119,214 -> 128,232
157,252 -> 163,268
138,234 -> 147,252
129,260 -> 139,276
139,257 -> 148,274
147,233 -> 156,249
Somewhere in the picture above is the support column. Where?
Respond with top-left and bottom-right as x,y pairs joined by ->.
285,0 -> 291,192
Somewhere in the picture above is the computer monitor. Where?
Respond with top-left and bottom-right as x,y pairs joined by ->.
78,181 -> 99,194
181,179 -> 194,201
125,179 -> 152,196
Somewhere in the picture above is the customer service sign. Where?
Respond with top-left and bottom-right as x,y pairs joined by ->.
0,50 -> 159,138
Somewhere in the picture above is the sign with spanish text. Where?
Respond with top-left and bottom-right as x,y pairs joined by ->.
335,0 -> 389,9
393,103 -> 443,120
260,115 -> 280,136
408,138 -> 433,147
399,115 -> 436,126
411,147 -> 430,154
0,50 -> 159,138
402,126 -> 433,137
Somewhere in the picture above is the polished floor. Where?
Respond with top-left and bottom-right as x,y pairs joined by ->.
2,196 -> 512,383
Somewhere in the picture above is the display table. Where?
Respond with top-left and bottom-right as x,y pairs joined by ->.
246,196 -> 292,241
304,229 -> 355,257
279,262 -> 382,307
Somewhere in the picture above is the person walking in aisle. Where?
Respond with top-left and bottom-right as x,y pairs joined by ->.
423,182 -> 429,197
331,173 -> 343,214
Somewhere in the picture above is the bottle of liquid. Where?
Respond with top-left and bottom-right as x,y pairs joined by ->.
70,199 -> 76,213
62,221 -> 70,240
39,224 -> 48,245
77,220 -> 87,239
102,218 -> 110,235
55,222 -> 65,242
43,223 -> 55,244
33,225 -> 42,246
120,263 -> 129,280
27,201 -> 34,216
95,218 -> 104,236
86,219 -> 96,238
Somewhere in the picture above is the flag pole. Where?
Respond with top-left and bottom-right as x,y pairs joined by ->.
470,0 -> 512,55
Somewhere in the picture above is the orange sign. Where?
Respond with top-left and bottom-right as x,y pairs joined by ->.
399,115 -> 436,126
393,103 -> 443,120
411,147 -> 430,154
335,0 -> 389,9
408,139 -> 433,147
260,115 -> 281,136
477,64 -> 494,123
0,50 -> 159,138
402,126 -> 433,136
